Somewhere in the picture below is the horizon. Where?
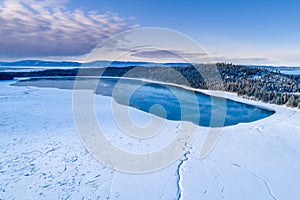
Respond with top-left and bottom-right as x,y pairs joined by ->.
1,59 -> 300,68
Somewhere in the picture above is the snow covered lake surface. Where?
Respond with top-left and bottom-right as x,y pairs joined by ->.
1,78 -> 300,199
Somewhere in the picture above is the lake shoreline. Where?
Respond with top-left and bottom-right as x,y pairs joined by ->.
12,76 -> 275,127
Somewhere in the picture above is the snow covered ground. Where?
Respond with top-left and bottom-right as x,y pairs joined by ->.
1,79 -> 300,199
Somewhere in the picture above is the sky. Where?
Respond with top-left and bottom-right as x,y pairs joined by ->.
0,0 -> 300,66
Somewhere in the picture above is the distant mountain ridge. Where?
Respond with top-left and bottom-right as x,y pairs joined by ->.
1,60 -> 299,69
0,60 -> 193,67
0,60 -> 81,66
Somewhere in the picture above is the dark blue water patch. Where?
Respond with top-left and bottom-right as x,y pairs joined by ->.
126,83 -> 213,126
129,83 -> 183,121
94,78 -> 274,127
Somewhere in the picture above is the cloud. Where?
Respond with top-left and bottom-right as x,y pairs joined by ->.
131,50 -> 211,59
131,50 -> 183,59
0,0 -> 138,59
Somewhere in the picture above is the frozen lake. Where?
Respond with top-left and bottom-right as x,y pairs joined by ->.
1,78 -> 300,199
13,77 -> 274,127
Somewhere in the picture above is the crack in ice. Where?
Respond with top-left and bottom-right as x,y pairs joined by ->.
231,163 -> 277,200
176,149 -> 191,200
248,170 -> 277,200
